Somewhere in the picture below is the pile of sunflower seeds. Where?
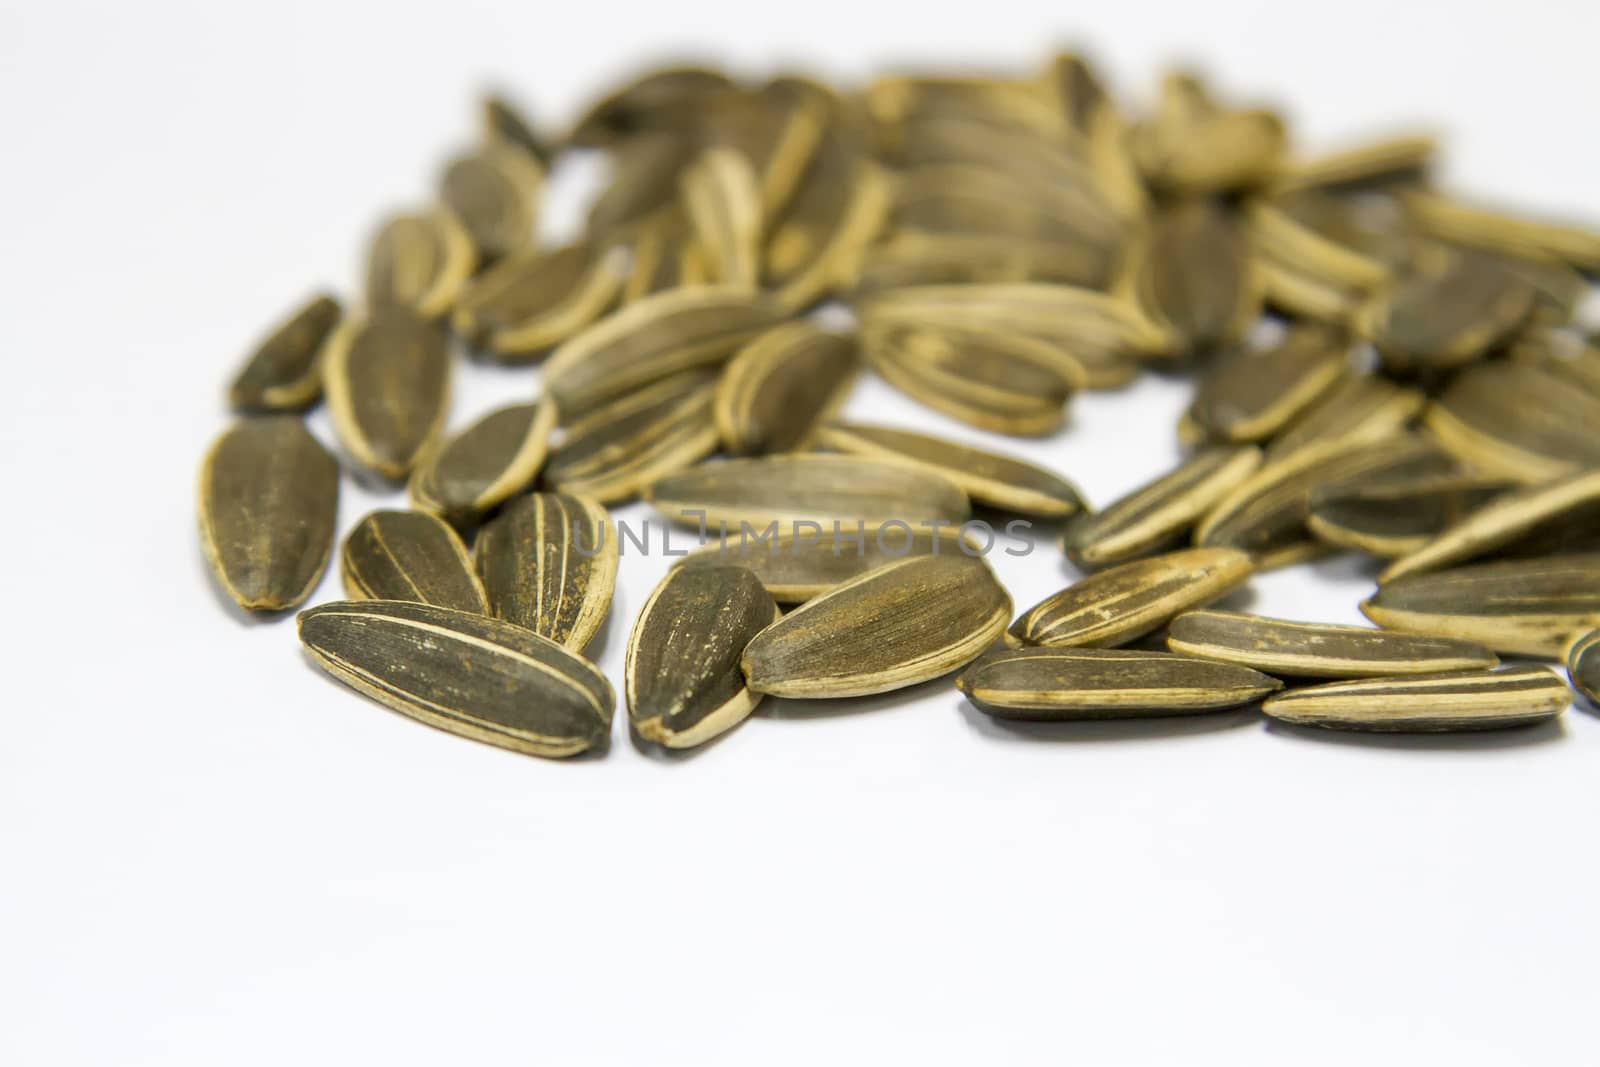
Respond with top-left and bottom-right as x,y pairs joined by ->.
199,56 -> 1600,757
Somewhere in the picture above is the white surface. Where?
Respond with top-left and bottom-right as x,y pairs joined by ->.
4,2 -> 1600,1064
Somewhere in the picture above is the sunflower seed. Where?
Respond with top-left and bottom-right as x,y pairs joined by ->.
649,455 -> 970,531
856,230 -> 1118,291
1125,199 -> 1261,355
228,293 -> 341,413
859,320 -> 1080,436
1402,189 -> 1600,274
1307,474 -> 1513,558
451,240 -> 628,358
365,210 -> 476,319
298,600 -> 613,758
410,399 -> 556,522
474,492 -> 617,652
713,323 -> 858,454
815,422 -> 1084,518
1362,553 -> 1600,657
439,143 -> 543,262
1196,434 -> 1454,560
1356,246 -> 1535,374
198,417 -> 339,613
1063,445 -> 1263,568
540,286 -> 784,419
1273,133 -> 1436,193
1185,325 -> 1348,442
1379,470 -> 1600,583
741,555 -> 1012,698
1132,75 -> 1285,194
1265,374 -> 1426,463
675,526 -> 975,603
1423,361 -> 1600,482
340,510 -> 487,613
588,135 -> 699,241
1261,666 -> 1567,733
764,129 -> 892,311
958,647 -> 1282,719
680,146 -> 763,288
567,65 -> 735,147
482,92 -> 551,166
626,566 -> 780,748
1251,203 -> 1391,324
1008,547 -> 1254,649
1564,629 -> 1600,706
1506,328 -> 1600,398
322,307 -> 452,480
1167,609 -> 1498,678
699,80 -> 829,219
620,206 -> 710,303
544,372 -> 719,503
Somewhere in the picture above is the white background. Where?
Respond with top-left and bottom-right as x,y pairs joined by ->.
4,1 -> 1600,1063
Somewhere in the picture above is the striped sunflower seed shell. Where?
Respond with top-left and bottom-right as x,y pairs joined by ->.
1166,609 -> 1498,678
474,492 -> 618,652
675,526 -> 975,603
451,240 -> 628,358
365,209 -> 476,319
957,647 -> 1282,719
1262,666 -> 1567,733
713,322 -> 858,454
340,510 -> 488,614
228,293 -> 341,413
410,399 -> 557,522
544,371 -> 720,503
322,307 -> 452,480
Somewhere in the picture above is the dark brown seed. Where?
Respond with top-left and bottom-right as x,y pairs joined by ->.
451,241 -> 628,358
1402,189 -> 1600,274
1185,326 -> 1347,442
228,294 -> 341,413
298,600 -> 613,759
1506,328 -> 1600,398
741,555 -> 1012,698
1262,666 -> 1567,733
676,526 -> 975,603
1064,446 -> 1263,568
1009,547 -> 1255,649
567,65 -> 736,147
648,454 -> 971,531
626,566 -> 780,749
1127,199 -> 1260,355
815,422 -> 1084,518
1266,375 -> 1426,463
680,146 -> 763,288
410,399 -> 557,522
544,372 -> 719,504
958,647 -> 1282,720
474,493 -> 618,652
1362,553 -> 1600,658
340,510 -> 488,614
1564,629 -> 1600,706
1167,609 -> 1498,678
482,92 -> 551,166
1356,247 -> 1535,374
322,307 -> 452,480
1308,474 -> 1513,558
713,323 -> 858,454
541,286 -> 785,419
365,210 -> 476,319
439,144 -> 543,262
198,417 -> 339,612
1424,361 -> 1600,482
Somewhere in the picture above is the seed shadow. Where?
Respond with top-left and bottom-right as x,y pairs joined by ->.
754,673 -> 958,721
956,696 -> 1264,743
1261,714 -> 1569,751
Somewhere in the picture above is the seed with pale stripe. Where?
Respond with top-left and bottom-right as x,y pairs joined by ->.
1262,666 -> 1567,733
815,422 -> 1083,518
649,454 -> 970,531
439,143 -> 542,262
680,146 -> 763,288
626,566 -> 780,749
1273,134 -> 1436,193
322,307 -> 452,480
298,600 -> 613,758
340,510 -> 487,614
675,526 -> 975,603
1009,547 -> 1254,649
1167,610 -> 1498,678
1379,470 -> 1600,583
1063,446 -> 1262,568
545,372 -> 719,503
1356,247 -> 1534,374
1185,326 -> 1346,443
958,647 -> 1282,720
365,210 -> 476,319
199,417 -> 339,613
540,286 -> 784,419
1265,375 -> 1425,464
1362,553 -> 1600,658
741,555 -> 1012,698
1126,199 -> 1260,356
228,293 -> 341,413
1308,474 -> 1512,558
713,323 -> 858,455
1402,189 -> 1600,274
1564,629 -> 1600,706
451,241 -> 627,358
1249,203 -> 1391,324
474,493 -> 617,652
1423,361 -> 1600,483
410,399 -> 556,522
